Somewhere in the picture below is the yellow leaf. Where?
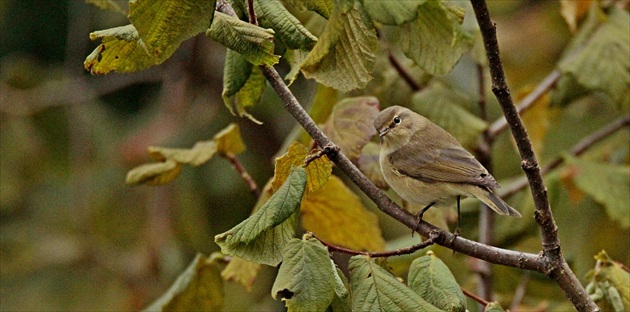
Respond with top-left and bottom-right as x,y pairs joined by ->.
221,257 -> 261,292
301,176 -> 385,251
560,164 -> 585,204
126,160 -> 182,186
516,86 -> 551,158
148,141 -> 217,166
560,0 -> 593,32
214,123 -> 246,155
272,141 -> 333,195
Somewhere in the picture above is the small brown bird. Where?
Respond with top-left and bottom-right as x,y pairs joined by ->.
374,106 -> 521,233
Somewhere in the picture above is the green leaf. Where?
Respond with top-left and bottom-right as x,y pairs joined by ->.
330,265 -> 352,312
148,141 -> 217,167
255,0 -> 318,50
300,1 -> 377,92
126,159 -> 182,186
363,0 -> 426,25
84,25 -> 158,74
207,12 -> 280,66
400,1 -> 473,75
559,7 -> 630,110
564,156 -> 630,229
322,96 -> 380,160
271,235 -> 338,311
411,84 -> 487,148
484,302 -> 506,312
586,251 -> 630,311
408,251 -> 466,312
128,0 -> 216,58
214,168 -> 307,266
349,255 -> 440,311
144,253 -> 224,311
221,50 -> 264,123
284,0 -> 334,19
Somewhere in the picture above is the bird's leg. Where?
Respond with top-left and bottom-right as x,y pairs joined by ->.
450,196 -> 462,244
412,202 -> 435,237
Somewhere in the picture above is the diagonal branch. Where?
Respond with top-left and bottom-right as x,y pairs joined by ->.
499,114 -> 630,198
259,65 -> 546,273
470,0 -> 598,310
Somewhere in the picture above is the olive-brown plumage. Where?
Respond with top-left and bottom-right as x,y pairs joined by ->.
374,105 -> 521,221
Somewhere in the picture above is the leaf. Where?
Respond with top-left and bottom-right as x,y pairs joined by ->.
408,251 -> 466,312
144,253 -> 224,311
301,175 -> 385,251
222,49 -> 257,122
411,84 -> 487,148
559,7 -> 630,110
272,141 -> 333,195
126,160 -> 182,186
207,12 -> 280,66
284,0 -> 334,19
221,256 -> 261,292
330,265 -> 352,312
214,168 -> 307,266
322,96 -> 380,160
484,302 -> 507,312
586,250 -> 630,311
363,0 -> 426,25
128,0 -> 216,58
271,235 -> 337,311
85,0 -> 126,14
357,142 -> 388,189
349,255 -> 440,311
400,1 -> 473,75
148,141 -> 218,166
214,123 -> 246,155
560,0 -> 593,32
84,25 -> 158,74
300,1 -> 377,92
255,0 -> 318,50
564,156 -> 630,229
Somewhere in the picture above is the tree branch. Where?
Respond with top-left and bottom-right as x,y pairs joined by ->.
260,65 -> 546,273
486,70 -> 561,141
470,0 -> 598,310
224,152 -> 260,198
388,51 -> 422,92
499,114 -> 630,198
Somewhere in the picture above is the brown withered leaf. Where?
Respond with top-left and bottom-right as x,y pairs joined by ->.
322,96 -> 380,160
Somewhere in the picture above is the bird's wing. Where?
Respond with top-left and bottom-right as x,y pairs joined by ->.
388,142 -> 500,189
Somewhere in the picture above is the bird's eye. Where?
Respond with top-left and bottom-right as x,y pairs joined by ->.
393,116 -> 401,125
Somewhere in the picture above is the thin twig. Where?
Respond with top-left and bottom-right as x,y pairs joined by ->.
486,70 -> 561,141
313,232 -> 438,258
304,143 -> 338,166
461,287 -> 490,306
388,50 -> 422,91
224,152 -> 260,198
498,114 -> 630,198
470,0 -> 597,310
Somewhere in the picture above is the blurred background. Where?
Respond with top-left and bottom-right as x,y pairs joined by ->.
1,1 -> 628,311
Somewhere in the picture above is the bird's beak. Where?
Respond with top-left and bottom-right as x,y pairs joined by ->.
378,127 -> 389,137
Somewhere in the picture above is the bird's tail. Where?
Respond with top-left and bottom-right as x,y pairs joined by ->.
473,188 -> 522,217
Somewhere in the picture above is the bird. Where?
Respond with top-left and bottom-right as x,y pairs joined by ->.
374,105 -> 521,234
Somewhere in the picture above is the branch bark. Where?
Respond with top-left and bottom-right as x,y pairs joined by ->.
470,0 -> 598,310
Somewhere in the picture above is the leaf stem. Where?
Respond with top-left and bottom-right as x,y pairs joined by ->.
388,50 -> 422,92
461,287 -> 490,306
224,152 -> 260,198
470,0 -> 597,310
